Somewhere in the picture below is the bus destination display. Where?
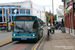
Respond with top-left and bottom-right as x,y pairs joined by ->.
15,16 -> 35,20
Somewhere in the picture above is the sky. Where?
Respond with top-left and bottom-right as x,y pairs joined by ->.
0,0 -> 63,14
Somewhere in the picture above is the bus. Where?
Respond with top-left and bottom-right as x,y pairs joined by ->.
12,15 -> 43,41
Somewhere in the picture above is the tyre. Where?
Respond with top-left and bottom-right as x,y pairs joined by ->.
51,30 -> 54,34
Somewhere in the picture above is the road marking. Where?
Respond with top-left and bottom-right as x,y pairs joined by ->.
34,36 -> 44,50
31,33 -> 47,50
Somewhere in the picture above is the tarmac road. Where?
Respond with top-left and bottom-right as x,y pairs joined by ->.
0,27 -> 47,50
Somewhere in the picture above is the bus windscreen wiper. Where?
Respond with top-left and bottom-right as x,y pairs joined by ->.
26,26 -> 31,33
15,25 -> 21,33
16,25 -> 26,33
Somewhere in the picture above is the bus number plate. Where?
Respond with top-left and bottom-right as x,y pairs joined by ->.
21,38 -> 27,40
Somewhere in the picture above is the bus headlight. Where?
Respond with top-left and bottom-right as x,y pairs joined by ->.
14,34 -> 15,36
33,34 -> 35,36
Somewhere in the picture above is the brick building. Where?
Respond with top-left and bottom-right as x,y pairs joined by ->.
62,0 -> 75,36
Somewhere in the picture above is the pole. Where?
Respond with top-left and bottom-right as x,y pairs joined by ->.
52,0 -> 54,26
52,0 -> 54,14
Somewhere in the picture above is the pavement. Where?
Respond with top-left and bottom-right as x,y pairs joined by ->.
0,32 -> 12,46
43,30 -> 75,50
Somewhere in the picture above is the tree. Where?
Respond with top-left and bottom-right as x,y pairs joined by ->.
54,14 -> 57,21
46,13 -> 50,21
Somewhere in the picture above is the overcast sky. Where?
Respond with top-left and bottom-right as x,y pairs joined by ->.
0,0 -> 63,14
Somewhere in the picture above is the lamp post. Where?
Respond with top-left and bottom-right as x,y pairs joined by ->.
52,0 -> 54,26
52,0 -> 54,15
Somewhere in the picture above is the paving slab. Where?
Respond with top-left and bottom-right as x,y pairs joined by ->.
43,30 -> 75,50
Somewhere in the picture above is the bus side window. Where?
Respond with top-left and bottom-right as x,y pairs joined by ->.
33,21 -> 37,28
38,24 -> 41,27
38,21 -> 41,27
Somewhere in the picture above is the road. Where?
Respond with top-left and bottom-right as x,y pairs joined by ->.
0,27 -> 47,50
0,32 -> 12,38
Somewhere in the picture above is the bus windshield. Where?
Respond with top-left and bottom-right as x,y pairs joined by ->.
14,21 -> 37,33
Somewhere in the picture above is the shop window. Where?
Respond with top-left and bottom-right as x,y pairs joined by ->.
26,9 -> 30,14
20,9 -> 25,14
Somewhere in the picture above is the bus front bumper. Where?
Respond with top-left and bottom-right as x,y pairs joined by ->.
12,36 -> 37,41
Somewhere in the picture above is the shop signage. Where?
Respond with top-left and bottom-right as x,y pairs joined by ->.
59,5 -> 70,14
57,12 -> 63,17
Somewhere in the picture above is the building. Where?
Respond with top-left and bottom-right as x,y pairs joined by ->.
56,9 -> 64,22
0,0 -> 46,30
62,0 -> 75,36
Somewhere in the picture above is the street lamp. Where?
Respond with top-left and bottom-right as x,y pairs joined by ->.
52,0 -> 54,15
52,0 -> 54,26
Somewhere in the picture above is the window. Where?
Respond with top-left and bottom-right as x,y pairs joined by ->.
9,9 -> 11,14
4,16 -> 5,22
20,9 -> 25,14
26,9 -> 30,14
9,16 -> 11,22
14,21 -> 36,33
3,9 -> 5,14
0,9 -> 2,22
9,9 -> 11,22
0,17 -> 2,22
73,0 -> 75,2
42,11 -> 44,13
12,9 -> 19,14
12,16 -> 13,21
0,9 -> 2,14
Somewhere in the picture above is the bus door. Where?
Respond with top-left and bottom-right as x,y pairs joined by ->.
38,21 -> 41,38
38,21 -> 43,38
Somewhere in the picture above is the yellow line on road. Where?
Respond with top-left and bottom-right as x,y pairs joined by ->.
31,33 -> 47,50
34,36 -> 44,50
